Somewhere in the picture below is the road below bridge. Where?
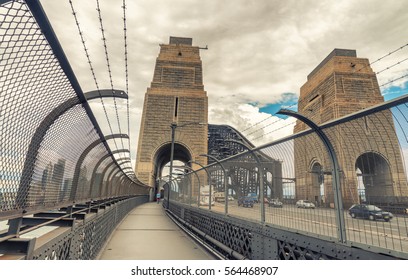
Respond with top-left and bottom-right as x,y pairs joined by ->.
198,202 -> 408,254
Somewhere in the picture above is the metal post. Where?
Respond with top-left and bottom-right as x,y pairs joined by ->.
168,123 -> 177,209
200,154 -> 228,215
278,109 -> 347,243
188,174 -> 192,206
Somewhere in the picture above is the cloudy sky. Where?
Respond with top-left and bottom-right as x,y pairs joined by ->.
40,0 -> 408,166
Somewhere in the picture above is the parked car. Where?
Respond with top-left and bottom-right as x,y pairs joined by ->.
296,200 -> 315,209
268,198 -> 283,208
238,197 -> 254,208
348,204 -> 393,222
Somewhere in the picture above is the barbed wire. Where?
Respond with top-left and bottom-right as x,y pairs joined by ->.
246,118 -> 283,137
241,102 -> 297,134
246,43 -> 408,143
122,0 -> 131,162
355,42 -> 408,73
380,73 -> 408,88
250,120 -> 297,142
241,114 -> 272,133
376,57 -> 408,75
68,0 -> 119,152
96,0 -> 125,154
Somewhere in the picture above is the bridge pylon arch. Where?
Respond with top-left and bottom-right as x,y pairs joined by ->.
135,37 -> 208,187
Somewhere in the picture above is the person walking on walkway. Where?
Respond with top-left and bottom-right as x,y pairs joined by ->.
156,192 -> 161,204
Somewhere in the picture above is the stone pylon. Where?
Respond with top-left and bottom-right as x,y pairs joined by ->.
135,37 -> 208,187
294,49 -> 407,207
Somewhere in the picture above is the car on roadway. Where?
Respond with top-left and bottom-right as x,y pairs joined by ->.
237,197 -> 254,208
296,200 -> 315,209
246,193 -> 259,203
348,204 -> 393,222
267,198 -> 283,208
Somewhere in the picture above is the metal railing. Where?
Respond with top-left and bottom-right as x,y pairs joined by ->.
2,0 -> 408,260
165,93 -> 408,259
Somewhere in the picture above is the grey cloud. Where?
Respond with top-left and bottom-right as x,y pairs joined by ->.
40,0 -> 408,158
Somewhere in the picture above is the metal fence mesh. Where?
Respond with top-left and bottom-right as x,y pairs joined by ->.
1,1 -> 78,212
0,0 -> 148,219
168,98 -> 408,257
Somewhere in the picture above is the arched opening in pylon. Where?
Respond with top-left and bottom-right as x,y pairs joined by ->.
355,152 -> 393,204
152,143 -> 192,198
310,161 -> 325,207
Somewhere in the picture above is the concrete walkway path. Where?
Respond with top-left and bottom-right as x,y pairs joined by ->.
99,202 -> 215,260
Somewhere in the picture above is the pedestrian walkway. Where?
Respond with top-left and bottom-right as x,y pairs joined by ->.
98,202 -> 215,260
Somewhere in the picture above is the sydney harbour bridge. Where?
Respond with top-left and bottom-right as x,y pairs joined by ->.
1,0 -> 408,261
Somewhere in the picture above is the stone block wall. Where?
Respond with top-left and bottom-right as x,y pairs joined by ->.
135,37 -> 208,186
294,49 -> 408,206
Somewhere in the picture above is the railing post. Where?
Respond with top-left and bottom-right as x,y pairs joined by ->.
278,109 -> 347,243
188,174 -> 192,206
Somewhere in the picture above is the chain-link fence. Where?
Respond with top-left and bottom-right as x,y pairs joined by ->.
0,0 -> 149,224
166,95 -> 408,258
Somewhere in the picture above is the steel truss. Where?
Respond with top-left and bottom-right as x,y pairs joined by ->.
208,124 -> 283,199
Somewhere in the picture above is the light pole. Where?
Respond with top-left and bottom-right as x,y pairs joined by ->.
225,139 -> 265,223
200,154 -> 228,215
168,123 -> 177,209
168,122 -> 206,208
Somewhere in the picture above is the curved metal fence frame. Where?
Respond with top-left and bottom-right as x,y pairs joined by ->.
2,0 -> 408,260
165,93 -> 408,259
0,0 -> 149,242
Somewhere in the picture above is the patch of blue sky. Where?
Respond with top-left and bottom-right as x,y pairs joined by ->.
382,80 -> 408,101
257,92 -> 298,119
391,101 -> 408,149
